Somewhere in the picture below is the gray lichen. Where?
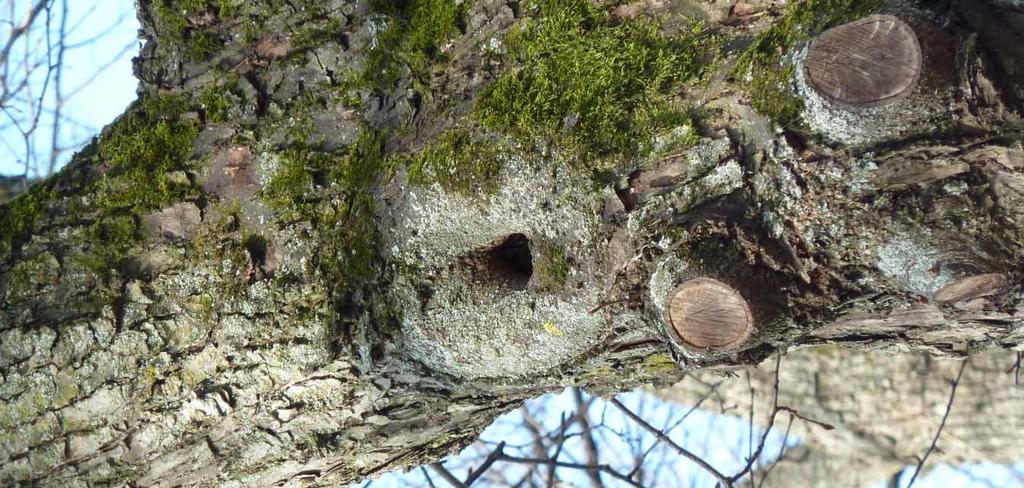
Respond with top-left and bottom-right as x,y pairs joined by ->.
875,232 -> 957,296
380,158 -> 613,379
792,46 -> 948,146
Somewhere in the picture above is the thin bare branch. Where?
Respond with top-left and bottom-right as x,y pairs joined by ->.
572,388 -> 605,488
728,354 -> 783,484
429,463 -> 467,488
464,441 -> 506,486
755,414 -> 795,488
610,397 -> 733,487
0,0 -> 49,67
545,413 -> 570,488
420,467 -> 438,488
497,453 -> 645,488
906,359 -> 969,488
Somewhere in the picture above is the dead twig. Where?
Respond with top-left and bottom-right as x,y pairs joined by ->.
906,360 -> 969,488
610,397 -> 733,487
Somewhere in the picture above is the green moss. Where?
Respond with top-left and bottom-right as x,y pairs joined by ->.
220,238 -> 254,298
750,65 -> 801,123
263,128 -> 389,286
362,17 -> 405,90
264,149 -> 322,215
577,363 -> 616,383
186,30 -> 221,61
0,391 -> 47,432
403,0 -> 465,78
53,376 -> 81,408
327,129 -> 391,284
152,0 -> 226,61
94,94 -> 200,214
330,73 -> 366,109
649,124 -> 702,159
187,293 -> 217,322
291,17 -> 345,54
215,0 -> 239,18
532,238 -> 570,291
4,252 -> 59,303
262,135 -> 373,220
153,0 -> 191,36
475,0 -> 716,164
83,214 -> 140,271
198,75 -> 238,123
73,94 -> 195,270
733,0 -> 881,123
402,128 -> 503,195
642,353 -> 677,374
0,182 -> 54,259
364,0 -> 468,89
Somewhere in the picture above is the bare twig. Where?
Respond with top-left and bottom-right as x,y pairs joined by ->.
745,371 -> 755,466
497,453 -> 645,488
0,0 -> 49,68
420,466 -> 438,488
572,388 -> 605,488
610,397 -> 733,487
776,406 -> 834,431
46,0 -> 67,176
905,359 -> 969,488
2,0 -> 136,179
755,414 -> 795,488
464,441 -> 506,486
545,413 -> 570,488
1006,352 -> 1022,387
728,354 -> 783,484
429,462 -> 467,488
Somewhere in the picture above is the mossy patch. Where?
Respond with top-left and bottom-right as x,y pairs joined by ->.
46,92 -> 204,270
152,0 -> 231,61
264,128 -> 390,286
4,251 -> 59,304
198,78 -> 236,124
531,238 -> 570,292
733,0 -> 882,124
290,17 -> 346,55
364,0 -> 468,90
642,352 -> 677,374
79,214 -> 141,273
263,148 -> 332,219
401,0 -> 465,79
475,0 -> 716,165
94,94 -> 200,214
0,182 -> 55,260
196,69 -> 255,125
401,127 -> 504,196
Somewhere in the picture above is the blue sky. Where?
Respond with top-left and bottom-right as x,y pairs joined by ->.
358,388 -> 1024,488
0,0 -> 138,176
359,388 -> 796,487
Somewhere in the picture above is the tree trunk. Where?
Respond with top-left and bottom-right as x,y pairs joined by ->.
659,348 -> 1024,487
1,0 -> 1022,486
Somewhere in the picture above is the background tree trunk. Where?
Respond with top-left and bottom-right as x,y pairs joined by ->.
1,0 -> 1022,486
659,348 -> 1024,487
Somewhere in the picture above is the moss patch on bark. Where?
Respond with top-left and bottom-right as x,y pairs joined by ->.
733,0 -> 882,124
475,0 -> 717,165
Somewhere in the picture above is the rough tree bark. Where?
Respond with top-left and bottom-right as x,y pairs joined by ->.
1,0 -> 1022,486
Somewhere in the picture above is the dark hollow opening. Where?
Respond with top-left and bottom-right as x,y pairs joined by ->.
244,234 -> 268,267
459,233 -> 534,290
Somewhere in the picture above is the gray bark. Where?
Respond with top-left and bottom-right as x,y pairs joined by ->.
1,0 -> 1022,486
